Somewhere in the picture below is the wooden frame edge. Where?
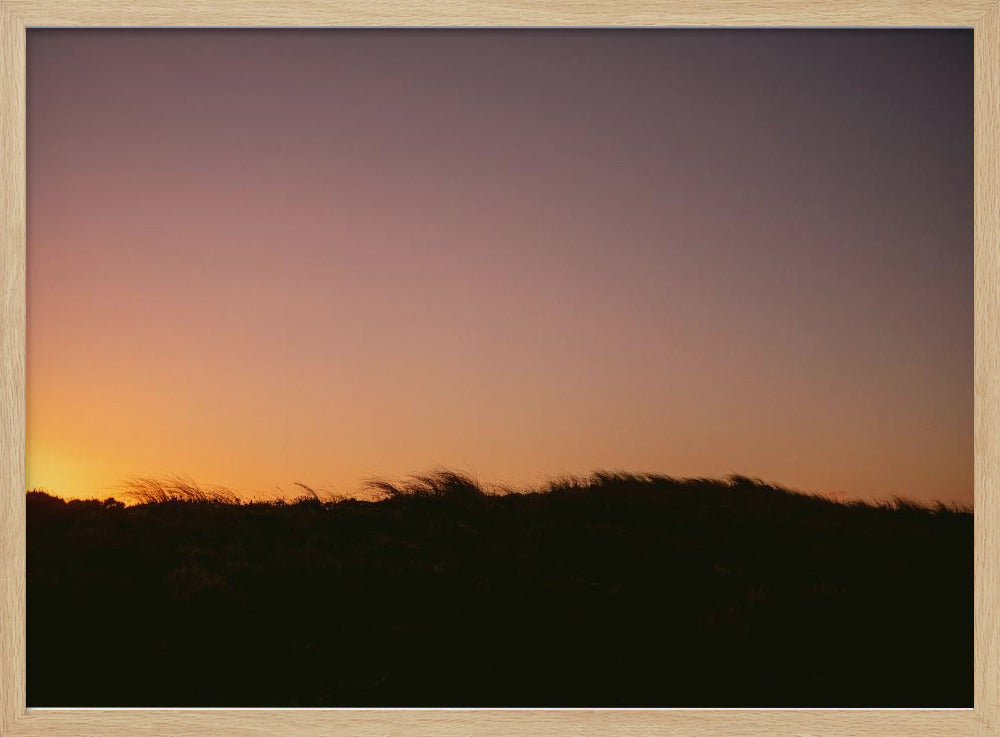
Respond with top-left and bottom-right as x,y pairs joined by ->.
1,1 -> 996,735
975,2 -> 1000,736
0,0 -> 26,734
0,709 -> 992,737
2,0 -> 999,27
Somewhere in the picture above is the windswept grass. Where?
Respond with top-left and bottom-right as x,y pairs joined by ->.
121,476 -> 240,505
27,470 -> 971,708
59,469 -> 968,514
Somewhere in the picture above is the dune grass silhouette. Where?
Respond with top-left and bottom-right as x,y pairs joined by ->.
27,470 -> 971,707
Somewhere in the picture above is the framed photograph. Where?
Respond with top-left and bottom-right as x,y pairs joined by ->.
2,1 -> 998,736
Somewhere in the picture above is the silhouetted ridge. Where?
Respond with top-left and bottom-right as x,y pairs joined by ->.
27,470 -> 971,708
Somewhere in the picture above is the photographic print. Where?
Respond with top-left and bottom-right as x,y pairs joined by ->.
25,28 -> 972,707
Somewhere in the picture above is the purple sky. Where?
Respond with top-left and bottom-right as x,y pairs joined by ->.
26,30 -> 973,504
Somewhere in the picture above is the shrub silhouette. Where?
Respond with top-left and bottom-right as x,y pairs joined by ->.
26,471 -> 971,707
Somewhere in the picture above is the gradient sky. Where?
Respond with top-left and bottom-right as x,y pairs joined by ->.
26,30 -> 973,504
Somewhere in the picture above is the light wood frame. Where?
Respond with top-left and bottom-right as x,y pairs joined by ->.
1,2 -> 997,735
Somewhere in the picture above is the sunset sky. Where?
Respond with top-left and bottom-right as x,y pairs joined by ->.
26,30 -> 972,504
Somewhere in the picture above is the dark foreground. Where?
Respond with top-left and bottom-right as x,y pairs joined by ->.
27,472 -> 971,707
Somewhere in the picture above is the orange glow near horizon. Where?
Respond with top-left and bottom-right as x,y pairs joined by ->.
27,30 -> 973,505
